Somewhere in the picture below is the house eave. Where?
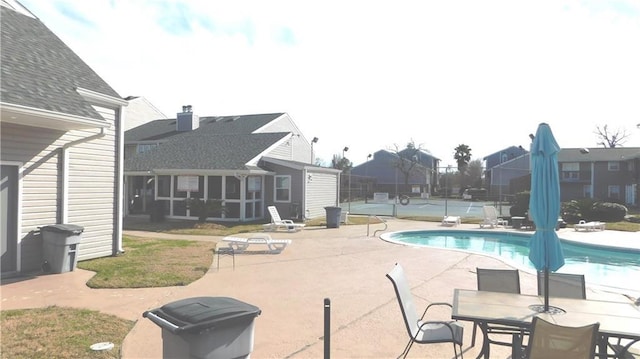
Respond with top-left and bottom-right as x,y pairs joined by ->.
76,87 -> 129,107
1,102 -> 111,130
262,156 -> 341,173
127,169 -> 275,176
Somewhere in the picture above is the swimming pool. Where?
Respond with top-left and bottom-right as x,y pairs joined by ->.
381,230 -> 640,294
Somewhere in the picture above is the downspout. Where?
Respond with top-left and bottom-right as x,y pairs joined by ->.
60,127 -> 107,223
73,87 -> 127,254
303,168 -> 308,220
336,172 -> 342,206
115,105 -> 125,253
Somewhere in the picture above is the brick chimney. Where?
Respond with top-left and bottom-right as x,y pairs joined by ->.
176,105 -> 199,131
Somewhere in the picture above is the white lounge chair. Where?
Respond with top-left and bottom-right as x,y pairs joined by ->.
263,206 -> 306,232
574,220 -> 606,232
223,234 -> 292,253
480,206 -> 507,228
442,216 -> 461,227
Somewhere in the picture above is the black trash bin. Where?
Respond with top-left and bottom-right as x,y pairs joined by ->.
150,200 -> 166,222
143,297 -> 261,359
41,224 -> 84,273
324,206 -> 342,228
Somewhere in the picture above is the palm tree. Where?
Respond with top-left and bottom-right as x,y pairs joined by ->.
454,144 -> 472,193
454,144 -> 472,173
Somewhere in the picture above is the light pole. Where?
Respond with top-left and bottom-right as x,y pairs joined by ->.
498,151 -> 504,216
343,146 -> 350,212
445,165 -> 451,216
365,153 -> 372,203
310,137 -> 319,164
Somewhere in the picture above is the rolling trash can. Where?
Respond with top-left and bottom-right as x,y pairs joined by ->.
324,206 -> 342,228
143,297 -> 261,359
41,224 -> 84,273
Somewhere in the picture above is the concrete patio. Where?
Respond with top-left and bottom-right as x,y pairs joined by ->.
2,218 -> 638,358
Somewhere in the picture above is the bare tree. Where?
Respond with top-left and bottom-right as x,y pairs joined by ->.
467,159 -> 484,188
389,140 -> 423,188
595,125 -> 630,148
331,154 -> 351,172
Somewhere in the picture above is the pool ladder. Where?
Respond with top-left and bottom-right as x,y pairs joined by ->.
367,215 -> 388,237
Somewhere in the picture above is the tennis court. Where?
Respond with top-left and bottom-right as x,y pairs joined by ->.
340,197 -> 512,219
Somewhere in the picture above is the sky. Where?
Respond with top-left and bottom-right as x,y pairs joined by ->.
17,0 -> 640,167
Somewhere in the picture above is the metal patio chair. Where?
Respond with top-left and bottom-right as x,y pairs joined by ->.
386,263 -> 464,358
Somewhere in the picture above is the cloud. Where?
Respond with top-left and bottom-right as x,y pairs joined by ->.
17,0 -> 640,166
152,1 -> 194,36
54,2 -> 95,28
274,26 -> 296,46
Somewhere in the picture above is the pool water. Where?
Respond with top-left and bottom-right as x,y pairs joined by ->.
383,230 -> 640,294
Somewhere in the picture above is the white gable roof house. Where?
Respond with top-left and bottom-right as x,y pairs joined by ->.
1,2 -> 128,277
123,96 -> 166,131
124,106 -> 341,223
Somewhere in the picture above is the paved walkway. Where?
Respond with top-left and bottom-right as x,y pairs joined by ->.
2,219 -> 638,358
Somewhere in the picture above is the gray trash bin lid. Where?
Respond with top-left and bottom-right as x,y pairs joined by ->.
41,224 -> 84,234
143,297 -> 261,334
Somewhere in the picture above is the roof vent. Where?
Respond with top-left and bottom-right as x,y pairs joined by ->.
176,105 -> 199,132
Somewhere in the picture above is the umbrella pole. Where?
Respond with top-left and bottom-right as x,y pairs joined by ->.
544,269 -> 549,312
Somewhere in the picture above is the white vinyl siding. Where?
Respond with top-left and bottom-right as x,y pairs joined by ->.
305,172 -> 338,219
0,104 -> 118,269
267,142 -> 293,159
258,114 -> 312,163
67,105 -> 117,261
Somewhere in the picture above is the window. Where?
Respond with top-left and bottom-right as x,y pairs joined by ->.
608,162 -> 620,171
561,162 -> 579,181
136,143 -> 157,154
157,175 -> 171,197
608,185 -> 620,200
583,185 -> 591,198
225,176 -> 240,199
207,176 -> 223,199
275,175 -> 291,202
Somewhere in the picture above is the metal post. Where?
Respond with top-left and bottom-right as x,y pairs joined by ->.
395,168 -> 398,204
324,298 -> 330,359
499,166 -> 503,216
342,146 -> 349,212
311,137 -> 318,163
348,170 -> 351,213
365,154 -> 371,203
444,166 -> 450,216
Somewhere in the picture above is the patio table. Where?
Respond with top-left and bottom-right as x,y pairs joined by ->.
451,289 -> 640,359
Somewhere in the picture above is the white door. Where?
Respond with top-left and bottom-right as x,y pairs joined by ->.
626,184 -> 637,206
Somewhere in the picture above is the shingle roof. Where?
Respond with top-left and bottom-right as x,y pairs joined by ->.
558,147 -> 640,162
124,113 -> 293,171
1,6 -> 120,119
124,113 -> 284,142
125,131 -> 290,171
